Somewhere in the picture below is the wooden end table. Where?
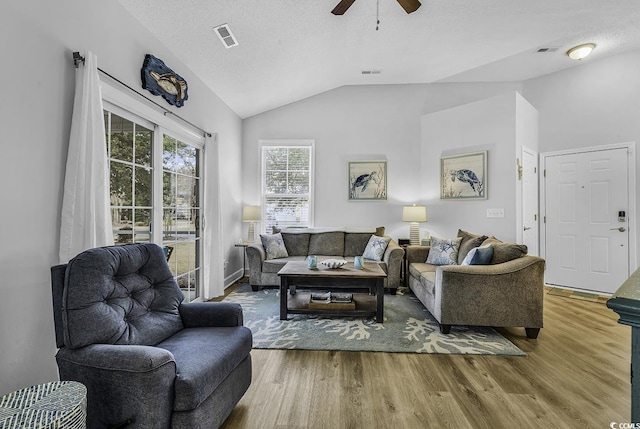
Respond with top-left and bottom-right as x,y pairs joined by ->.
277,261 -> 387,323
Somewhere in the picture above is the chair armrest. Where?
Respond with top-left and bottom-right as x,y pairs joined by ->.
56,344 -> 175,372
180,302 -> 244,327
382,239 -> 404,289
56,344 -> 176,428
246,243 -> 266,285
406,245 -> 430,265
436,256 -> 545,327
438,255 -> 545,278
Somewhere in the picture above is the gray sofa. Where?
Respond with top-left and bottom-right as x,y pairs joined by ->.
246,227 -> 404,293
406,230 -> 545,338
50,243 -> 252,428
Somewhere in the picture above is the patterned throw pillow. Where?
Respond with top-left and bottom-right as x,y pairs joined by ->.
460,246 -> 494,265
362,235 -> 391,261
260,233 -> 289,260
426,236 -> 462,265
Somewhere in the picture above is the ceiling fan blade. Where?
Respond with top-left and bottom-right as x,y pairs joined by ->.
332,0 -> 357,15
396,0 -> 421,14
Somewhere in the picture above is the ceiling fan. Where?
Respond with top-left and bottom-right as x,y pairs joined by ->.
331,0 -> 421,15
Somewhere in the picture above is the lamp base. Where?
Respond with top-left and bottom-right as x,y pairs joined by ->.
247,222 -> 255,243
409,223 -> 420,246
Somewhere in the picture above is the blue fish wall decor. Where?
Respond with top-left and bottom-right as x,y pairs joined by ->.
141,54 -> 189,107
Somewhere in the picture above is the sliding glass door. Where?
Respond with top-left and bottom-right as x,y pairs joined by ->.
162,134 -> 201,301
104,109 -> 202,301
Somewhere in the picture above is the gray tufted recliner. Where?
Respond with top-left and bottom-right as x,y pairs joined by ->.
50,243 -> 252,429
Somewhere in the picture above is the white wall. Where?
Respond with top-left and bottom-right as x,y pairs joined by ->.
0,1 -> 242,394
242,82 -> 522,241
421,92 -> 538,242
522,49 -> 640,266
243,49 -> 640,255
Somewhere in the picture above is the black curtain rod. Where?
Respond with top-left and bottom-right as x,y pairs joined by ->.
72,52 -> 212,138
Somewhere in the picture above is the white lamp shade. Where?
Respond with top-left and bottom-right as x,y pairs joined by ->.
242,206 -> 261,222
402,205 -> 427,222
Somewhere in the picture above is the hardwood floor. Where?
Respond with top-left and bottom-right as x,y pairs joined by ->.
220,288 -> 631,429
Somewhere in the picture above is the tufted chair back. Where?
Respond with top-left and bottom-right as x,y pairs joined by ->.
55,243 -> 185,349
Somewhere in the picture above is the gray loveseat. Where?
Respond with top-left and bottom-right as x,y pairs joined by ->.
406,230 -> 545,338
50,243 -> 252,428
246,227 -> 404,293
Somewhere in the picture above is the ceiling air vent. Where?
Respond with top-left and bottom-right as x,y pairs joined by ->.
361,69 -> 382,75
536,47 -> 559,53
213,24 -> 238,49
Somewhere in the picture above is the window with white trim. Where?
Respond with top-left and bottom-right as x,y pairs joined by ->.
261,140 -> 314,233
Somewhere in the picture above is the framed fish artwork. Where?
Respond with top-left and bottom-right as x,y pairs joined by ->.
440,151 -> 487,200
141,54 -> 189,107
348,160 -> 387,201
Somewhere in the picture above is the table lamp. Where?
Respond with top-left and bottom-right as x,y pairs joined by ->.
242,206 -> 261,242
402,205 -> 427,245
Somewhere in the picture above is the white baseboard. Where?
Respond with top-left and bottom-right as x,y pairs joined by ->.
225,269 -> 244,289
545,283 -> 613,297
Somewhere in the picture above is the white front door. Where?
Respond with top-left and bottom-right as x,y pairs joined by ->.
544,147 -> 629,294
522,149 -> 539,256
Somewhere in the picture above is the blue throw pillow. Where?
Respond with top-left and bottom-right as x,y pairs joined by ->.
461,246 -> 494,265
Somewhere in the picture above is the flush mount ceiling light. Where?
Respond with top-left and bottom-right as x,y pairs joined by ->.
567,43 -> 596,60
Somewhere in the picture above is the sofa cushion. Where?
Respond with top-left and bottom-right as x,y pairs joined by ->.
481,237 -> 528,264
308,232 -> 345,256
461,246 -> 494,265
281,233 -> 310,256
260,233 -> 289,260
409,263 -> 437,295
344,233 -> 374,257
63,243 -> 184,349
156,326 -> 253,411
362,235 -> 391,261
426,236 -> 462,265
457,229 -> 489,264
491,243 -> 528,264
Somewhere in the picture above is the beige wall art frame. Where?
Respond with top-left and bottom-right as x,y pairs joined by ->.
440,151 -> 487,200
348,160 -> 387,201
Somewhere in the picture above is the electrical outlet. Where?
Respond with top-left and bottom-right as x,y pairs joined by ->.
487,208 -> 505,218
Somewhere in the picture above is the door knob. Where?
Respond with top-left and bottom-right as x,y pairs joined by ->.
523,227 -> 532,231
610,227 -> 626,232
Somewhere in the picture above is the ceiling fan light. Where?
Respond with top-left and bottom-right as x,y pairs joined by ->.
567,43 -> 596,60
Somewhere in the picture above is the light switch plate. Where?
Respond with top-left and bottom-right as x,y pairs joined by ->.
487,208 -> 505,218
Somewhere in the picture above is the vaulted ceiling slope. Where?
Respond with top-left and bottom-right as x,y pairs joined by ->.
118,0 -> 640,119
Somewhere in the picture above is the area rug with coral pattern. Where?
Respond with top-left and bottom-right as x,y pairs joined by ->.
223,283 -> 525,356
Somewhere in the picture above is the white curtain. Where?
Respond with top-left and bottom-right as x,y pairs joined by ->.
59,51 -> 113,263
203,134 -> 225,298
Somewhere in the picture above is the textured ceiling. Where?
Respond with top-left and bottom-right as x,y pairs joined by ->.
118,0 -> 640,118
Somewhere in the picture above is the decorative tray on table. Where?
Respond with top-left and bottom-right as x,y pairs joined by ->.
321,259 -> 347,269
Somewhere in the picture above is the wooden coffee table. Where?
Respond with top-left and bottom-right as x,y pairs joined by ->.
277,261 -> 387,323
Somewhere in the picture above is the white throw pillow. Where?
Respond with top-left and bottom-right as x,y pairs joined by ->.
362,235 -> 391,261
426,236 -> 462,265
